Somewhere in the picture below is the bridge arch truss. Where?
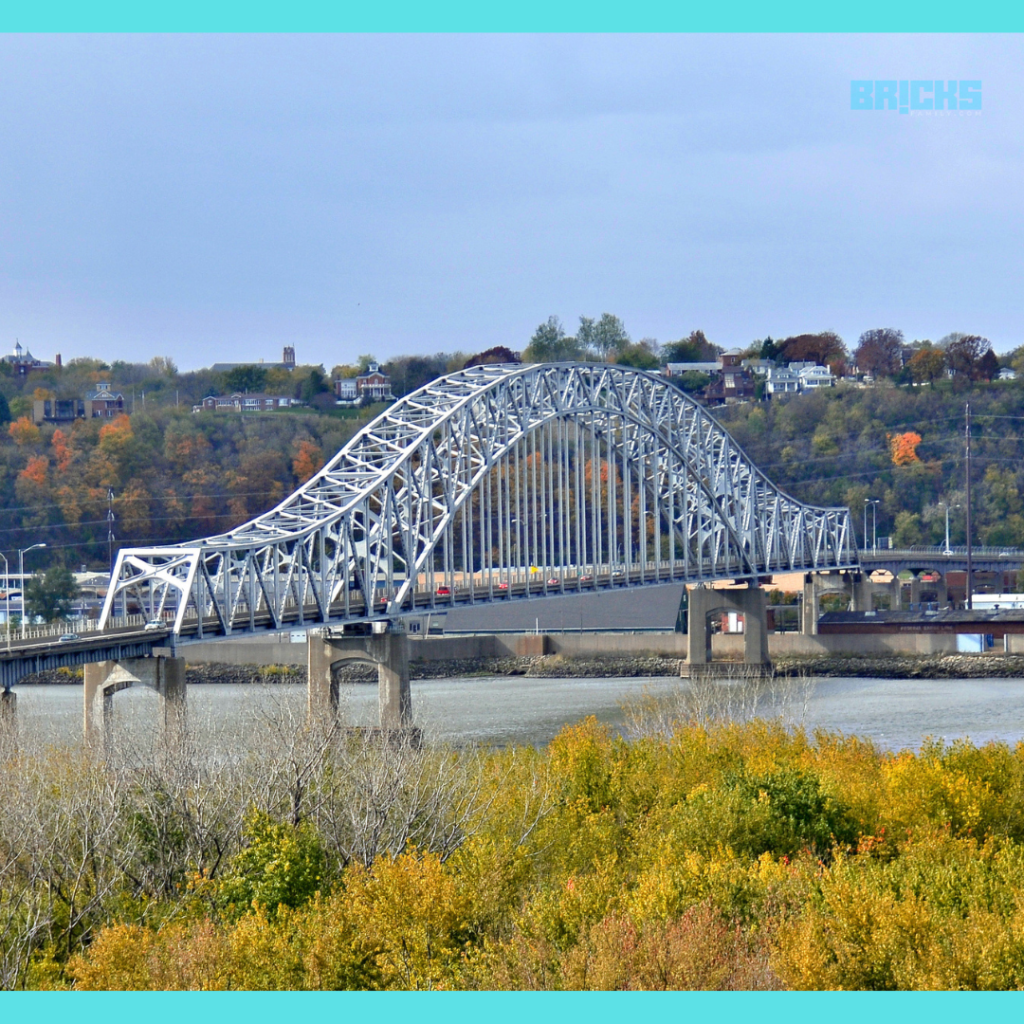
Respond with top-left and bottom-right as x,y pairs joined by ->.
101,363 -> 856,638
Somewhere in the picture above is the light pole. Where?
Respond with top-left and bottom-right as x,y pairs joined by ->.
867,499 -> 880,551
0,552 -> 9,652
18,543 -> 47,639
939,502 -> 960,556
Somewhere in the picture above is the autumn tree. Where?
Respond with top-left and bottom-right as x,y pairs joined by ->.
292,439 -> 324,484
854,328 -> 905,378
777,332 -> 848,372
888,431 -> 922,466
8,416 -> 41,446
907,346 -> 946,385
945,334 -> 992,380
662,330 -> 721,364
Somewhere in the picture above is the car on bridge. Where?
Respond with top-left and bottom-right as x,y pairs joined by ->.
436,585 -> 451,596
144,619 -> 165,631
58,633 -> 80,643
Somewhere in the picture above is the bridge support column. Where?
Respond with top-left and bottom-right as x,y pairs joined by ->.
307,638 -> 338,719
0,689 -> 15,751
801,575 -> 819,635
370,632 -> 411,731
687,587 -> 769,668
308,629 -> 412,732
84,656 -> 187,754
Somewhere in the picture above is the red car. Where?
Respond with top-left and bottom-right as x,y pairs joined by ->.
436,585 -> 451,596
497,582 -> 509,590
546,578 -> 561,586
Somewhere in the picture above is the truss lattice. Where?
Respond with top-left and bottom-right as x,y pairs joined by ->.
100,363 -> 857,638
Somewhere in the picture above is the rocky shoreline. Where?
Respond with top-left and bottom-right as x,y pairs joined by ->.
15,652 -> 1024,685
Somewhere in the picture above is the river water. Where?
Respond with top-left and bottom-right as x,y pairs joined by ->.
9,675 -> 1024,753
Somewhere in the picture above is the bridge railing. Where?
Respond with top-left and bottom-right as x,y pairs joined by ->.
860,546 -> 1023,558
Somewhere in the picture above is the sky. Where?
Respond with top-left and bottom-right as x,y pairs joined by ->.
0,33 -> 1021,370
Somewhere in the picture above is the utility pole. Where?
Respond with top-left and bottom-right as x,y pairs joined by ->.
107,489 -> 116,577
966,403 -> 973,610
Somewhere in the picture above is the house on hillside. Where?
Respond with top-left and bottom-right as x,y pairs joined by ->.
355,364 -> 393,402
766,366 -> 800,397
3,341 -> 59,379
32,381 -> 126,426
84,382 -> 125,418
193,392 -> 298,413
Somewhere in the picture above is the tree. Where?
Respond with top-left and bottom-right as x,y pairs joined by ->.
777,332 -> 847,370
523,317 -> 582,362
662,330 -> 721,364
8,416 -> 41,446
613,339 -> 660,370
0,392 -> 10,425
888,431 -> 922,466
907,346 -> 946,385
758,337 -> 780,361
223,365 -> 268,394
946,334 -> 992,380
24,566 -> 80,623
300,368 -> 331,404
854,328 -> 905,378
463,346 -> 520,368
977,349 -> 1000,381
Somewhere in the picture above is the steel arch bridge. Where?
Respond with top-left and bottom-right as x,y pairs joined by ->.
100,362 -> 857,640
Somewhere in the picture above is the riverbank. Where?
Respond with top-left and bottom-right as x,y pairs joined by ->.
15,652 -> 1024,685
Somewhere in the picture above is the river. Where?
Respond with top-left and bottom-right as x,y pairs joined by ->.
8,675 -> 1024,753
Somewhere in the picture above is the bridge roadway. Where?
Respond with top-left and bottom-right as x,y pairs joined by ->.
858,546 -> 1024,577
0,562 -> 744,689
7,545 -> 1024,692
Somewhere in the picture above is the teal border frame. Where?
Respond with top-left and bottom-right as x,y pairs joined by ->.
2,3 -> 1021,1015
2,0 -> 1023,32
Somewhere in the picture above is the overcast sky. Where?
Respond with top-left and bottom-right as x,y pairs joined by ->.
1,33 -> 1021,370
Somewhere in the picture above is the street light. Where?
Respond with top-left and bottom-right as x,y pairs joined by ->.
867,499 -> 880,551
938,502 -> 961,556
0,552 -> 9,652
18,543 -> 47,639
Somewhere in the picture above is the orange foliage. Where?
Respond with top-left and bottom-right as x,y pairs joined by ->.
888,431 -> 922,466
51,429 -> 73,473
8,416 -> 41,446
292,440 -> 324,484
19,454 -> 49,487
99,413 -> 133,448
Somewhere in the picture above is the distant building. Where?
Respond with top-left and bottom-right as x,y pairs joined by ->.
336,363 -> 393,403
663,361 -> 720,377
32,381 -> 126,425
998,368 -> 1017,381
796,364 -> 835,390
356,363 -> 393,402
766,366 -> 800,396
193,392 -> 299,413
334,378 -> 358,401
211,346 -> 299,373
84,382 -> 125,418
704,365 -> 756,405
3,341 -> 59,379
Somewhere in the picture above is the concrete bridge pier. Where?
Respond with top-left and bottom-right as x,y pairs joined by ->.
83,655 -> 186,754
308,627 -> 412,731
688,586 -> 769,668
1,689 -> 15,751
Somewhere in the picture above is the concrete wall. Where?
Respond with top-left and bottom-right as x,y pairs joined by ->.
181,628 -> 960,667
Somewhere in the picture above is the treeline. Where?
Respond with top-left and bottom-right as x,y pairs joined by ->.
0,405 -> 369,567
716,378 -> 1024,549
7,701 -> 1024,990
